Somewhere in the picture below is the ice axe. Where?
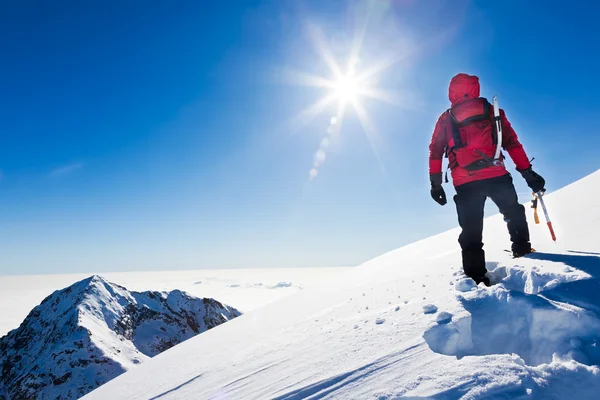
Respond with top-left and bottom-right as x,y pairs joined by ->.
531,191 -> 556,242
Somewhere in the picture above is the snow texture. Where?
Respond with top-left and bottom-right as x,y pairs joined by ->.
455,277 -> 477,292
0,276 -> 240,399
75,170 -> 600,398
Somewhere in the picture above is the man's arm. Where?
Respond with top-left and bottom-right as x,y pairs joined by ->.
429,114 -> 448,206
429,114 -> 447,176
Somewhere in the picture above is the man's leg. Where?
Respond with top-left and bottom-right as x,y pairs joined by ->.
454,181 -> 488,282
488,174 -> 532,256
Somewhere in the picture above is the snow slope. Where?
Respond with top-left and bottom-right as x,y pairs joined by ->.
0,276 -> 240,399
0,267 -> 349,337
85,170 -> 600,399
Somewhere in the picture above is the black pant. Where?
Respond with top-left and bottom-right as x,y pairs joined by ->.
454,173 -> 530,279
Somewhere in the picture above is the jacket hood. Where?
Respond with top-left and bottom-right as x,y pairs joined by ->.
449,73 -> 480,105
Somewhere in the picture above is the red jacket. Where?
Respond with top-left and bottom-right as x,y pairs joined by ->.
429,74 -> 531,187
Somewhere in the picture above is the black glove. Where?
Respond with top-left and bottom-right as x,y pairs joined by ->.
430,173 -> 447,206
518,166 -> 545,193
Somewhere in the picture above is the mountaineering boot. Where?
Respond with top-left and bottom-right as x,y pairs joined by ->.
473,275 -> 491,287
462,248 -> 487,283
512,242 -> 534,258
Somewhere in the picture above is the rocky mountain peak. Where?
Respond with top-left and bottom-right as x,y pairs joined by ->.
0,276 -> 241,399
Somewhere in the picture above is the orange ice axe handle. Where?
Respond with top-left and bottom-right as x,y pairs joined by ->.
536,191 -> 557,242
531,197 -> 540,224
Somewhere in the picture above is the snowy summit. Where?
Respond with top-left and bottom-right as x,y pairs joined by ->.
0,275 -> 241,399
85,170 -> 600,399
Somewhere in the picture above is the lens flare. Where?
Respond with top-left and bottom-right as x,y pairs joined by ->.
282,4 -> 410,180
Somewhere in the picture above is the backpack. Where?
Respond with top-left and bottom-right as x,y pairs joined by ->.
445,97 -> 503,172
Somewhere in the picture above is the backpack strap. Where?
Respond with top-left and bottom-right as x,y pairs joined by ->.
446,109 -> 464,149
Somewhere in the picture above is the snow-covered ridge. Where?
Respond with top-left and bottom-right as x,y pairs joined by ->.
0,275 -> 241,400
83,169 -> 600,399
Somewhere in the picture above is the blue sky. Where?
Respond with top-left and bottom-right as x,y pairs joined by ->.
1,0 -> 599,275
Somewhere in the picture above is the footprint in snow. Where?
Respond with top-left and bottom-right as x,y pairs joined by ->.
455,278 -> 477,292
375,318 -> 385,325
436,311 -> 453,324
395,306 -> 400,312
423,304 -> 438,314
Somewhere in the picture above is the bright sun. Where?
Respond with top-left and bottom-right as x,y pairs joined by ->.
333,74 -> 360,103
283,19 -> 402,180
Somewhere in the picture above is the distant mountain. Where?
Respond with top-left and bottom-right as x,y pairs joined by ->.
0,275 -> 241,400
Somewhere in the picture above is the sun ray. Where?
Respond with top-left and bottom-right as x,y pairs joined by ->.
306,24 -> 344,79
358,86 -> 402,106
287,93 -> 339,137
347,0 -> 372,76
352,100 -> 381,145
355,52 -> 406,83
278,68 -> 337,89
